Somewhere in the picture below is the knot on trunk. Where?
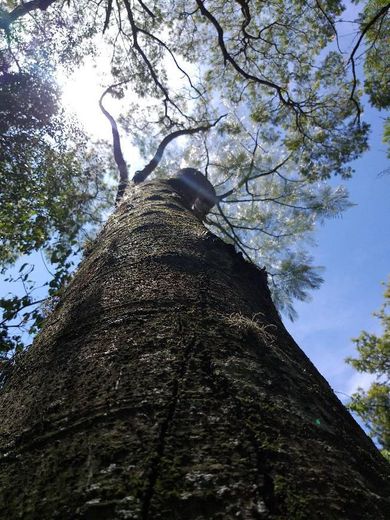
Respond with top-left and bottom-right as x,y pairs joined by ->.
167,168 -> 217,220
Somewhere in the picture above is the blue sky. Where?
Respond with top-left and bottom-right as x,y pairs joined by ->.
287,103 -> 389,401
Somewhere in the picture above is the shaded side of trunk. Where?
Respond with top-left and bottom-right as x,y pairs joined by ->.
0,180 -> 389,519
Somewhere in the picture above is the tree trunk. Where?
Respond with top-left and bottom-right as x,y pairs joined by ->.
0,180 -> 389,519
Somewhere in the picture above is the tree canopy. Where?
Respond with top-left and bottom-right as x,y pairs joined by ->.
0,0 -> 389,355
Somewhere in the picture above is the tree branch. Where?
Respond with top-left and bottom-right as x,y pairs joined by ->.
215,204 -> 256,259
314,0 -> 342,53
136,25 -> 204,99
0,298 -> 47,327
348,2 -> 390,123
136,0 -> 155,19
0,0 -> 57,31
99,83 -> 129,204
132,114 -> 226,184
218,154 -> 292,200
103,0 -> 113,33
194,0 -> 300,112
122,0 -> 189,121
207,211 -> 254,261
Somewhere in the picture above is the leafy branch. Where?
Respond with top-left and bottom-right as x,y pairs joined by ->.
195,0 -> 303,114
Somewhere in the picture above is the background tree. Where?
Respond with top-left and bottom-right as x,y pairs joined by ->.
0,5 -> 115,354
355,1 -> 390,107
346,279 -> 390,459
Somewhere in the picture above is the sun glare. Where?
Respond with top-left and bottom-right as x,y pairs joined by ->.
58,53 -> 195,170
59,62 -> 144,169
60,64 -> 110,139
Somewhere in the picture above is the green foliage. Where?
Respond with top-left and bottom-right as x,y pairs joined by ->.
383,118 -> 390,159
346,280 -> 390,456
0,21 -> 113,265
359,0 -> 390,110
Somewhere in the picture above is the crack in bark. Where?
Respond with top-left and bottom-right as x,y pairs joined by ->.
141,329 -> 195,520
141,249 -> 212,518
198,344 -> 279,516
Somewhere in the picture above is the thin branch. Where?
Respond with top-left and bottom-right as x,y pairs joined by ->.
136,0 -> 155,19
99,83 -> 130,204
203,135 -> 211,179
247,154 -> 292,182
225,220 -> 293,239
218,154 -> 292,200
276,170 -> 305,183
103,0 -> 113,33
6,36 -> 22,72
221,195 -> 316,215
347,2 -> 390,123
122,0 -> 189,121
207,213 -> 254,261
348,3 -> 390,65
314,0 -> 342,53
195,0 -> 301,112
132,114 -> 227,184
215,204 -> 253,261
40,250 -> 55,277
0,298 -> 47,327
136,26 -> 204,99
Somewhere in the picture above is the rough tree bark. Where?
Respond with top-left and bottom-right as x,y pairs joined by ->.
0,180 -> 389,519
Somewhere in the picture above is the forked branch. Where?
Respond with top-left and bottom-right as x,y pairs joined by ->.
194,0 -> 301,113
